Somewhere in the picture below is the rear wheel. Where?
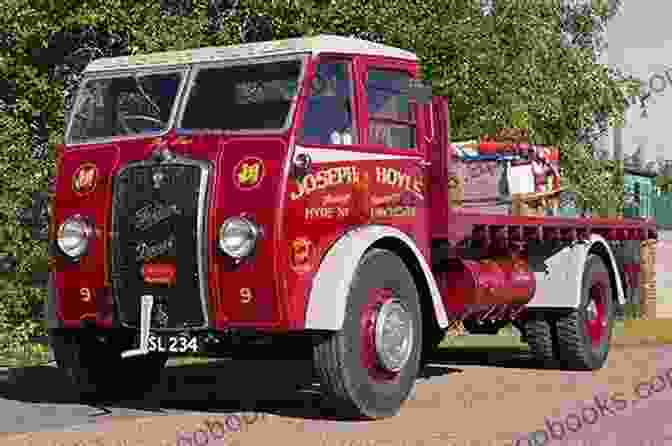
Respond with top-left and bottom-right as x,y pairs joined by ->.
312,248 -> 422,419
523,318 -> 557,367
50,328 -> 167,402
555,254 -> 614,370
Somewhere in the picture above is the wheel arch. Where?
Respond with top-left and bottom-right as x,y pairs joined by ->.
587,235 -> 626,307
369,236 -> 445,337
304,225 -> 448,331
526,233 -> 625,309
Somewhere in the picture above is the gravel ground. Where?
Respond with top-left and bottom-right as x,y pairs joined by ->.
0,343 -> 671,446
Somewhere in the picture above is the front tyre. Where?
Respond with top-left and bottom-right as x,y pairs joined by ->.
50,329 -> 167,402
313,248 -> 422,419
555,254 -> 614,370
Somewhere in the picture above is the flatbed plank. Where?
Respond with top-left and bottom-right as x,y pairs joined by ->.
432,209 -> 657,242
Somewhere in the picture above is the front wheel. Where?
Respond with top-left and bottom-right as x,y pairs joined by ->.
312,248 -> 423,419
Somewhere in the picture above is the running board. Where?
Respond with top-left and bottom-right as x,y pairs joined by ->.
121,295 -> 153,358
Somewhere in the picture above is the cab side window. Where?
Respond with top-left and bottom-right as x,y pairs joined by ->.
299,61 -> 357,145
366,69 -> 416,150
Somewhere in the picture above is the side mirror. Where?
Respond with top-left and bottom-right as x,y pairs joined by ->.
406,79 -> 432,105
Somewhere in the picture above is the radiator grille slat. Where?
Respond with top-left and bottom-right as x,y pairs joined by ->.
111,163 -> 207,329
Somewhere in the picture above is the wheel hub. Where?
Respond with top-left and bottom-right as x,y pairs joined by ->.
374,298 -> 413,372
586,301 -> 598,321
585,284 -> 607,346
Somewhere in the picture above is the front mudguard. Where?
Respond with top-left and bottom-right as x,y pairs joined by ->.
304,225 -> 448,331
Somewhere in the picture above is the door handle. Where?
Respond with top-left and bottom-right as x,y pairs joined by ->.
292,153 -> 312,180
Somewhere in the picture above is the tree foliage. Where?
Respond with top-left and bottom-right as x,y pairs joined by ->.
0,0 -> 640,347
657,162 -> 672,194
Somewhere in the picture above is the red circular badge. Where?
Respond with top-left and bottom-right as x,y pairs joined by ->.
233,157 -> 265,190
72,163 -> 98,195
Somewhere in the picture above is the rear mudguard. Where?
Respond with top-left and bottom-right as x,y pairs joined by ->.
526,234 -> 625,309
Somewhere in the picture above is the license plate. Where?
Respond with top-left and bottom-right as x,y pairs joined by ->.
147,334 -> 199,353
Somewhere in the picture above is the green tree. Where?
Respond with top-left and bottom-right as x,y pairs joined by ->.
0,0 -> 644,347
657,162 -> 672,194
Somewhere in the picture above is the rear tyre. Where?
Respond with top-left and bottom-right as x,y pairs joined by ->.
50,328 -> 167,402
312,248 -> 422,419
555,254 -> 614,370
523,318 -> 557,367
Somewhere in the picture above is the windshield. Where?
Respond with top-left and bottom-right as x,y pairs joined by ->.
66,71 -> 183,144
179,59 -> 302,131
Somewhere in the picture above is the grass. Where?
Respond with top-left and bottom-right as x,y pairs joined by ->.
437,319 -> 670,350
621,318 -> 672,344
439,323 -> 529,350
0,314 -> 667,368
439,326 -> 529,350
657,286 -> 672,305
171,356 -> 220,366
0,343 -> 215,368
0,343 -> 51,368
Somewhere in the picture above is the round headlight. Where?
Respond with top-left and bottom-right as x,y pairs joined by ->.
56,216 -> 93,259
218,217 -> 259,259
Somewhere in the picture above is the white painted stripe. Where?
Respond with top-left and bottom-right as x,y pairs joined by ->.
294,145 -> 420,163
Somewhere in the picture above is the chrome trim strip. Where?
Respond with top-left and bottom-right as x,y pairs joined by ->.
196,159 -> 211,328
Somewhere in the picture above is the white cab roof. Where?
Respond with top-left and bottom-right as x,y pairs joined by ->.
84,34 -> 418,73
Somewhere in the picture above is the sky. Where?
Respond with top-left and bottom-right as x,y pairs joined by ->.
604,0 -> 672,164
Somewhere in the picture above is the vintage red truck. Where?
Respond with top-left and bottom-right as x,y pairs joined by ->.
41,35 -> 656,419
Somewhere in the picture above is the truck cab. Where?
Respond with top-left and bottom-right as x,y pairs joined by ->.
48,35 -> 440,414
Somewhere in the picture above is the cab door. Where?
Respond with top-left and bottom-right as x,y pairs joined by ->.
281,54 -> 432,328
283,55 -> 365,327
357,56 -> 433,260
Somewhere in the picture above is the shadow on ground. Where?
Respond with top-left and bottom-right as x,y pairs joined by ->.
0,346 -> 543,422
428,346 -> 536,369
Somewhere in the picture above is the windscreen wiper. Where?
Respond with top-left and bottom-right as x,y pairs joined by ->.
133,74 -> 161,117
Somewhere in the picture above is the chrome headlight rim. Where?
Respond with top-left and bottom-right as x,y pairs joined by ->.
218,216 -> 260,260
56,215 -> 94,260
